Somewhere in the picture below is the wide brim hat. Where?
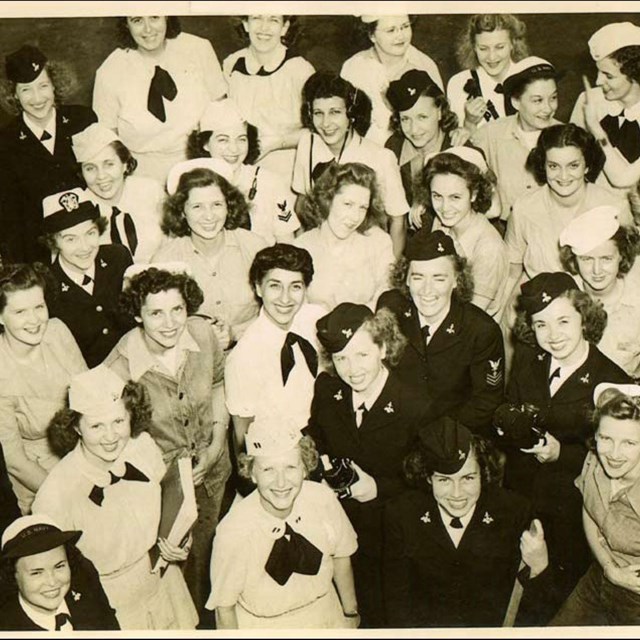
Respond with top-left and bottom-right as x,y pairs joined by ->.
1,514 -> 81,559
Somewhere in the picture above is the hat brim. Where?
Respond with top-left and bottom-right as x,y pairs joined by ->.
2,529 -> 82,559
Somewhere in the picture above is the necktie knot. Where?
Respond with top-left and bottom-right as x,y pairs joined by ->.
88,462 -> 149,506
147,65 -> 178,122
421,324 -> 431,344
450,516 -> 463,529
55,612 -> 71,630
280,332 -> 318,385
355,402 -> 368,427
264,522 -> 323,585
81,274 -> 92,286
548,367 -> 561,385
40,130 -> 52,142
110,206 -> 138,256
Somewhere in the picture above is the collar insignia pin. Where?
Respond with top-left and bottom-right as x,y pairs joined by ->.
334,389 -> 343,401
482,511 -> 494,525
384,401 -> 394,413
420,511 -> 430,524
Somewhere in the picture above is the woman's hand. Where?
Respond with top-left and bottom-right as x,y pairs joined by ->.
211,317 -> 231,351
408,203 -> 425,229
449,126 -> 471,147
605,563 -> 640,595
464,97 -> 488,126
157,533 -> 192,563
520,432 -> 560,464
520,519 -> 548,578
581,75 -> 607,139
347,462 -> 377,503
343,612 -> 361,629
193,440 -> 225,486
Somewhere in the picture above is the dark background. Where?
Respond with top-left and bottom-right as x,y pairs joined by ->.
0,12 -> 638,127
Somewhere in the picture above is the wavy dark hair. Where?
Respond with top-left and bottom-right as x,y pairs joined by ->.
301,72 -> 372,138
231,15 -> 300,48
47,380 -> 153,458
418,151 -> 496,215
249,243 -> 314,291
238,434 -> 318,480
186,123 -> 260,165
507,68 -> 558,102
0,262 -> 54,321
319,307 -> 408,377
0,61 -> 78,116
390,254 -> 475,304
351,15 -> 418,51
116,16 -> 181,49
455,14 -> 529,70
162,168 -> 251,237
526,123 -> 605,186
560,224 -> 640,279
403,434 -> 503,488
590,387 -> 640,453
301,162 -> 387,232
119,268 -> 204,323
39,216 -> 108,254
513,288 -> 607,348
389,88 -> 458,137
609,45 -> 640,86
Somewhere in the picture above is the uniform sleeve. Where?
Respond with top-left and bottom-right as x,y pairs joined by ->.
447,71 -> 469,127
371,231 -> 395,310
224,347 -> 256,418
31,474 -> 74,530
0,395 -> 25,470
0,444 -> 19,536
378,149 -> 409,217
265,172 -> 300,235
303,375 -> 330,455
505,201 -> 528,265
292,131 -> 312,195
72,552 -> 120,630
92,56 -> 121,131
451,318 -> 505,436
199,38 -> 227,101
322,486 -> 358,558
52,319 -> 88,372
570,91 -> 587,127
470,236 -> 508,301
210,325 -> 225,387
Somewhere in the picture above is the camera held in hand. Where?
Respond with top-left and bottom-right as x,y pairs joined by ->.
320,455 -> 359,499
493,403 -> 548,450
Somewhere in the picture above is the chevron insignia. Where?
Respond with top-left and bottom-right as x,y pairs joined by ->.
486,358 -> 502,387
277,200 -> 292,222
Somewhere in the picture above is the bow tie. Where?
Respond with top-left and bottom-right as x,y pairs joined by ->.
265,522 -> 323,585
55,612 -> 72,630
450,516 -> 464,529
40,130 -> 52,142
600,114 -> 640,163
88,461 -> 149,506
311,160 -> 334,185
280,332 -> 318,385
147,66 -> 178,122
110,206 -> 139,256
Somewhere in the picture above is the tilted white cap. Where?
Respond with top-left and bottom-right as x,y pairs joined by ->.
68,365 -> 126,417
425,145 -> 488,172
558,205 -> 621,255
245,417 -> 302,458
72,123 -> 120,163
589,22 -> 640,61
199,99 -> 246,133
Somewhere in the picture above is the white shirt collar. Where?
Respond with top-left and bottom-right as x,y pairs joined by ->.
351,366 -> 389,412
244,44 -> 287,74
418,306 -> 449,343
58,258 -> 96,289
19,594 -> 71,631
438,503 -> 477,548
623,100 -> 640,122
23,108 -> 57,149
549,342 -> 590,396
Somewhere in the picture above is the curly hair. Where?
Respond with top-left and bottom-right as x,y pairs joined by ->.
39,216 -> 108,254
0,262 -> 54,320
186,122 -> 260,165
417,151 -> 495,215
560,224 -> 640,279
0,61 -> 78,116
47,380 -> 153,459
249,243 -> 314,291
301,162 -> 387,233
116,16 -> 181,49
389,90 -> 458,138
513,288 -> 607,348
455,14 -> 529,70
588,387 -> 640,452
231,15 -> 300,49
526,123 -> 605,186
119,268 -> 204,323
300,72 -> 372,138
237,434 -> 319,480
319,307 -> 408,377
610,45 -> 640,86
351,15 -> 418,51
508,69 -> 557,102
162,168 -> 251,237
390,254 -> 475,304
403,434 -> 504,489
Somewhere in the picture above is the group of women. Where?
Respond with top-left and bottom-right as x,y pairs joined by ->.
0,9 -> 640,632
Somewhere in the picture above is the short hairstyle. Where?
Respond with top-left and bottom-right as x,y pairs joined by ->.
237,434 -> 319,480
0,62 -> 78,116
249,243 -> 314,291
119,268 -> 204,323
610,45 -> 640,86
417,151 -> 496,214
560,224 -> 640,278
0,263 -> 52,321
39,216 -> 108,254
301,162 -> 387,233
455,14 -> 529,70
162,168 -> 251,238
389,90 -> 458,137
403,435 -> 504,488
300,72 -> 372,138
319,307 -> 408,377
47,380 -> 153,458
116,16 -> 181,49
526,123 -> 605,185
186,123 -> 260,165
231,15 -> 300,48
351,15 -> 418,51
513,288 -> 607,347
390,254 -> 475,304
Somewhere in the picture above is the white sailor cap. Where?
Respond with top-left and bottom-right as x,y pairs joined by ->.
558,205 -> 621,255
589,22 -> 640,61
245,417 -> 301,458
69,365 -> 126,417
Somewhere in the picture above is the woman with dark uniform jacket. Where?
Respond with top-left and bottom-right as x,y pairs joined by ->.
384,417 -> 556,627
41,187 -> 133,367
377,229 -> 504,438
0,445 -> 19,540
501,271 -> 630,610
305,302 -> 434,628
0,45 -> 96,264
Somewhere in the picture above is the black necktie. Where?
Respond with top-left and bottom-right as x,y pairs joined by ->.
88,462 -> 149,506
355,402 -> 368,428
450,517 -> 463,529
264,522 -> 323,586
81,274 -> 92,286
147,66 -> 178,122
311,159 -> 334,185
548,367 -> 561,386
55,612 -> 71,630
110,206 -> 139,256
40,130 -> 52,141
421,325 -> 430,345
280,332 -> 318,385
600,114 -> 640,163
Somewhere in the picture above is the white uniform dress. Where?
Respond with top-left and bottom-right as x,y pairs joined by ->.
292,130 -> 409,219
93,33 -> 227,183
32,432 -> 198,630
206,481 -> 358,628
341,45 -> 443,146
293,224 -> 395,311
